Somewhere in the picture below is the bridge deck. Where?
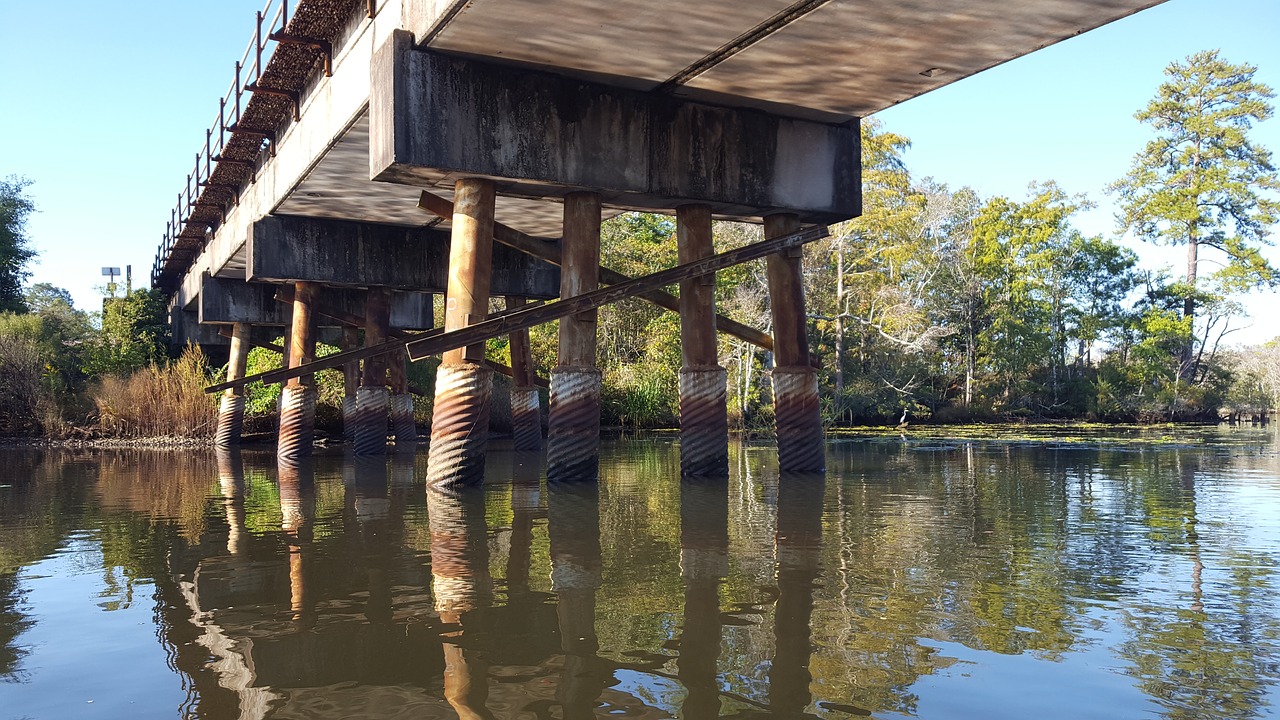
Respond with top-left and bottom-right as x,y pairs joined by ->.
158,0 -> 1162,306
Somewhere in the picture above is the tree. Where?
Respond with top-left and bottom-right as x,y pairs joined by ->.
0,177 -> 36,313
85,288 -> 171,376
1110,50 -> 1280,378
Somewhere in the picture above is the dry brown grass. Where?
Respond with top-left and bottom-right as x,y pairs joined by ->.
93,346 -> 218,438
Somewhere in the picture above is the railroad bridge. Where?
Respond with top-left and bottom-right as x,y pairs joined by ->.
160,0 -> 1164,483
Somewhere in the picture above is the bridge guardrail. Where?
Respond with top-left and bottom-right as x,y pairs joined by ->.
150,0 -> 304,290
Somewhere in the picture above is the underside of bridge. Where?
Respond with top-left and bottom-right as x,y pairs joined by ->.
157,0 -> 1164,480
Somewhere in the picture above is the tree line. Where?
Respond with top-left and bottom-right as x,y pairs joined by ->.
0,50 -> 1277,435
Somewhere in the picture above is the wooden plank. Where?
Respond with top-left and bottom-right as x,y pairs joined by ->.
205,223 -> 825,394
418,191 -> 774,351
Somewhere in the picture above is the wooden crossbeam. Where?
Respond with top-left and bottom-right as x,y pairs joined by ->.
204,224 -> 825,394
417,191 -> 775,351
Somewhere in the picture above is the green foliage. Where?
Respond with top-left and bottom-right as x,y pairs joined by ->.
1110,50 -> 1279,382
0,177 -> 36,313
85,289 -> 170,377
1110,50 -> 1279,283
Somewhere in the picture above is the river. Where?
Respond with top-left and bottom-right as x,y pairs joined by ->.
1,427 -> 1279,719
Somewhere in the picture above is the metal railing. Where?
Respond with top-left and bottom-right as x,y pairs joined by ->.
151,0 -> 294,289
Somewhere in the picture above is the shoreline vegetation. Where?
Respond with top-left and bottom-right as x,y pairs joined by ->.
3,51 -> 1279,440
2,420 -> 1273,452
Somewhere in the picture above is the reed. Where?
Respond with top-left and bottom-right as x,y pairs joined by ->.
93,346 -> 218,438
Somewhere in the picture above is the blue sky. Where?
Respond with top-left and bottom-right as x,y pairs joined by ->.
2,0 -> 1277,342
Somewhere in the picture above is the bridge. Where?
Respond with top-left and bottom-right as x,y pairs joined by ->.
155,0 -> 1164,483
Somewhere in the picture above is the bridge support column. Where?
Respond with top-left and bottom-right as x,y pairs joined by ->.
548,191 -> 602,482
341,327 -> 360,444
677,205 -> 729,477
427,178 -> 496,487
216,322 -> 251,448
765,214 -> 824,473
389,352 -> 417,447
507,296 -> 542,451
355,289 -> 392,456
279,283 -> 319,461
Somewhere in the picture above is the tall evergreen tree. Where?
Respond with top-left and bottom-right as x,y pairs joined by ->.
1110,50 -> 1279,378
0,177 -> 36,313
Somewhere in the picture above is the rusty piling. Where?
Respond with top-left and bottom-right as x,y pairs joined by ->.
764,214 -> 825,473
548,192 -> 602,482
428,178 -> 496,487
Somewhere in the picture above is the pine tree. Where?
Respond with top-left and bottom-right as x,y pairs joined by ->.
1110,50 -> 1279,378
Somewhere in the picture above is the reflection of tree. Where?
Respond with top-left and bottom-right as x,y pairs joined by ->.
1117,449 -> 1280,720
0,573 -> 31,679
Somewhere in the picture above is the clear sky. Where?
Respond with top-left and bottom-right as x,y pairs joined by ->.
1,0 -> 1277,342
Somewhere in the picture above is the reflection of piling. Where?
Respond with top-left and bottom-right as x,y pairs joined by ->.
769,472 -> 825,715
548,481 -> 607,719
508,456 -> 542,593
278,458 -> 317,625
348,457 -> 394,624
216,449 -> 247,556
428,485 -> 495,720
429,487 -> 493,616
679,479 -> 729,719
765,214 -> 825,473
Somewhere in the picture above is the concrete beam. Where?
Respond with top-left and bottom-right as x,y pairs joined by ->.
199,275 -> 436,330
371,31 -> 860,224
247,214 -> 561,299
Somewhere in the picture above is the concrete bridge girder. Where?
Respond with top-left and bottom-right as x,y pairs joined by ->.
370,31 -> 861,225
247,214 -> 561,298
199,275 -> 437,330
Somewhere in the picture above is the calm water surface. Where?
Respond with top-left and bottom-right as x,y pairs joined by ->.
2,428 -> 1280,719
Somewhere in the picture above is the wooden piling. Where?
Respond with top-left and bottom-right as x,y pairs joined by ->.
279,283 -> 318,460
677,205 -> 729,477
216,322 -> 251,447
764,214 -> 824,473
428,178 -> 496,487
507,296 -> 542,451
389,352 -> 417,447
354,289 -> 392,456
341,326 -> 360,444
548,191 -> 602,481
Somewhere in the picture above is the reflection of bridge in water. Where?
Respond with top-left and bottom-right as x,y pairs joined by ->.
153,0 -> 1166,483
174,450 -> 829,719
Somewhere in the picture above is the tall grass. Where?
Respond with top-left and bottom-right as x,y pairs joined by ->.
93,346 -> 218,438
